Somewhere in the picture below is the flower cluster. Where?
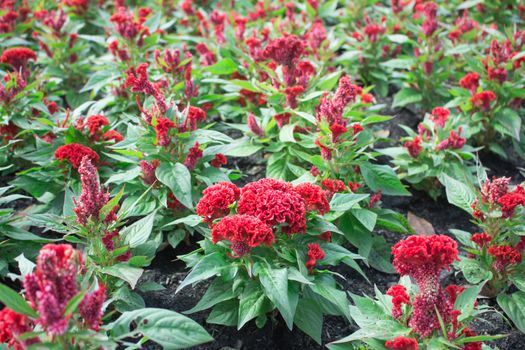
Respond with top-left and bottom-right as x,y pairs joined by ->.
54,143 -> 99,169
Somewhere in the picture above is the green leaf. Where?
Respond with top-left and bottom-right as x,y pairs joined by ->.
185,278 -> 234,314
494,108 -> 521,141
350,209 -> 377,231
316,71 -> 342,91
441,174 -> 475,213
279,124 -> 296,143
238,286 -> 268,329
255,264 -> 294,329
101,264 -> 143,289
392,88 -> 422,108
497,292 -> 525,333
329,193 -> 369,212
122,210 -> 157,248
99,186 -> 125,220
110,308 -> 213,349
177,252 -> 226,292
64,291 -> 87,316
509,274 -> 525,293
207,300 -> 238,326
206,58 -> 238,75
0,284 -> 37,318
310,278 -> 351,321
156,163 -> 193,209
360,163 -> 411,196
458,258 -> 492,284
294,298 -> 323,344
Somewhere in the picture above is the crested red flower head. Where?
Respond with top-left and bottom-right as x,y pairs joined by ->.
386,284 -> 410,319
430,107 -> 450,128
237,178 -> 307,234
488,245 -> 522,272
385,337 -> 419,350
321,179 -> 347,194
471,232 -> 492,247
437,127 -> 466,150
211,214 -> 274,256
470,91 -> 496,111
330,123 -> 347,142
294,182 -> 330,214
196,182 -> 240,224
247,113 -> 264,136
79,283 -> 106,331
315,137 -> 332,160
273,112 -> 291,128
86,114 -> 109,138
0,308 -> 37,350
444,284 -> 465,306
102,130 -> 123,143
0,47 -> 36,71
185,106 -> 206,131
210,153 -> 227,168
497,185 -> 525,218
305,243 -> 325,273
284,85 -> 304,108
54,143 -> 99,169
461,328 -> 482,350
155,117 -> 175,146
404,136 -> 423,158
459,72 -> 480,95
481,176 -> 510,204
263,34 -> 305,67
184,142 -> 202,170
140,159 -> 160,186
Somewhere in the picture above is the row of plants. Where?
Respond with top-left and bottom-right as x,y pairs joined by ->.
0,0 -> 524,349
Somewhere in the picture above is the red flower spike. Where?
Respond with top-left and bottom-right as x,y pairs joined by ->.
184,142 -> 203,170
404,136 -> 423,158
386,284 -> 410,319
196,182 -> 240,224
459,73 -> 479,94
0,47 -> 36,72
210,153 -> 227,168
470,91 -> 496,111
385,336 -> 419,350
0,308 -> 37,349
471,233 -> 492,247
140,159 -> 160,186
305,243 -> 325,273
497,185 -> 525,218
488,245 -> 522,272
294,182 -> 330,214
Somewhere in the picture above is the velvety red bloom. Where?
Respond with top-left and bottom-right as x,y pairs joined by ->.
316,76 -> 358,126
488,245 -> 522,271
487,67 -> 507,83
369,191 -> 382,208
404,136 -> 423,158
247,113 -> 264,136
321,179 -> 346,193
361,93 -> 374,103
318,231 -> 331,242
79,284 -> 106,331
110,7 -> 147,41
185,106 -> 206,131
155,117 -> 175,146
310,166 -> 320,177
315,137 -> 332,160
196,182 -> 240,224
471,232 -> 492,247
274,112 -> 291,128
481,176 -> 510,204
498,185 -> 525,218
263,34 -> 305,67
330,123 -> 347,142
0,47 -> 36,71
364,23 -> 385,42
86,114 -> 109,138
184,142 -> 202,170
210,153 -> 227,168
0,308 -> 37,350
385,337 -> 419,350
0,122 -> 18,141
237,178 -> 307,234
347,181 -> 362,193
459,73 -> 479,95
387,285 -> 410,319
430,107 -> 450,128
437,127 -> 466,150
284,85 -> 304,108
140,159 -> 160,186
305,243 -> 325,273
102,130 -> 123,143
461,328 -> 482,350
0,72 -> 26,105
422,2 -> 438,37
294,183 -> 330,214
444,284 -> 465,306
212,214 -> 274,256
55,143 -> 99,168
24,244 -> 81,335
297,60 -> 316,87
73,157 -> 112,225
125,63 -> 167,114
470,91 -> 496,111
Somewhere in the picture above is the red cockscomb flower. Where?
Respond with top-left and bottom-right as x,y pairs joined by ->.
155,117 -> 175,146
404,136 -> 422,158
459,72 -> 479,95
263,34 -> 305,67
273,112 -> 291,128
385,337 -> 419,350
86,114 -> 109,138
237,178 -> 307,234
185,106 -> 206,131
430,107 -> 450,128
471,232 -> 491,247
481,176 -> 510,204
184,142 -> 202,170
305,243 -> 325,273
437,127 -> 466,150
247,113 -> 264,136
0,47 -> 36,72
210,153 -> 227,168
0,308 -> 37,350
54,143 -> 99,168
321,179 -> 346,194
212,214 -> 274,256
196,182 -> 240,224
488,245 -> 522,272
102,130 -> 123,143
140,159 -> 160,186
497,185 -> 525,218
79,283 -> 106,331
386,284 -> 410,319
470,91 -> 496,111
294,182 -> 330,214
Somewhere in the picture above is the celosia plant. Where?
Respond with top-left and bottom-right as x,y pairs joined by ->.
380,107 -> 479,199
329,235 -> 498,349
446,175 -> 525,332
0,243 -> 212,349
179,178 -> 364,344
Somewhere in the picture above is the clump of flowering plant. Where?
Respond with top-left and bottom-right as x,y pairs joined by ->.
445,175 -> 525,332
0,243 -> 212,349
179,178 -> 364,344
329,235 -> 499,349
380,107 -> 480,199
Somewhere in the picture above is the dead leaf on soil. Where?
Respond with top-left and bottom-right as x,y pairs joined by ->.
407,211 -> 435,235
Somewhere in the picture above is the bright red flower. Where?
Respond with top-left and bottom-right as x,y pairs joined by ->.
305,243 -> 325,273
459,73 -> 479,94
263,34 -> 305,67
471,232 -> 492,247
315,137 -> 332,160
140,159 -> 160,186
385,336 -> 419,350
294,182 -> 330,214
196,182 -> 240,224
155,117 -> 175,146
347,181 -> 362,193
497,185 -> 525,218
481,176 -> 510,204
437,127 -> 466,150
461,328 -> 482,350
386,284 -> 410,319
470,91 -> 496,111
79,284 -> 106,331
430,107 -> 450,128
364,23 -> 385,42
444,284 -> 465,306
0,308 -> 37,350
86,114 -> 109,138
321,179 -> 346,194
488,245 -> 522,271
404,136 -> 423,158
54,143 -> 99,168
212,214 -> 274,256
487,66 -> 507,83
237,178 -> 307,234
0,47 -> 36,71
284,85 -> 304,108
330,123 -> 347,142
247,113 -> 264,136
102,130 -> 123,143
185,106 -> 206,131
210,153 -> 227,168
